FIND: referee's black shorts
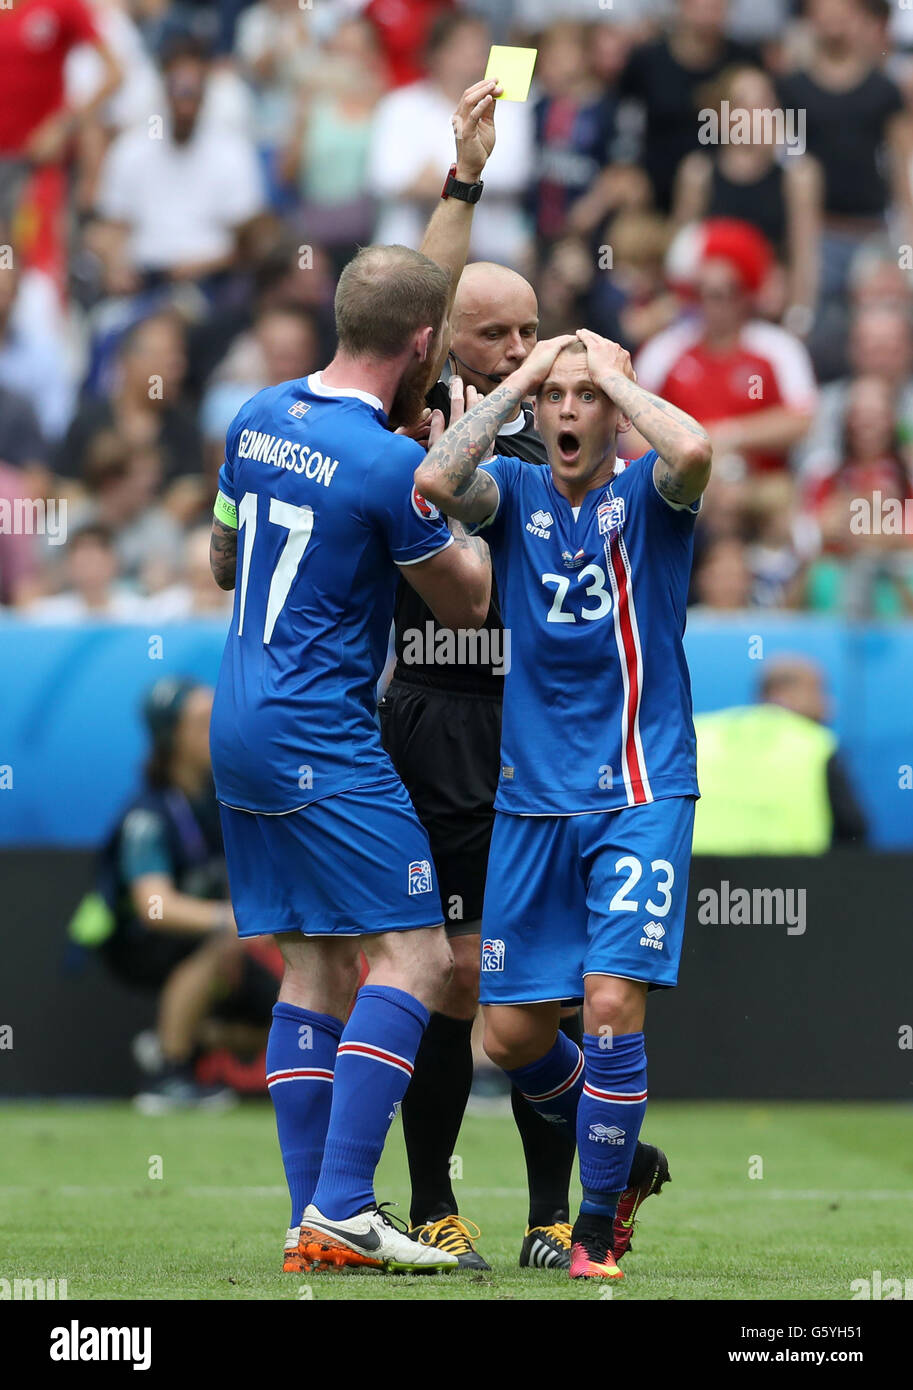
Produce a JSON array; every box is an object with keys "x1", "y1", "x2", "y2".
[{"x1": 379, "y1": 677, "x2": 501, "y2": 935}]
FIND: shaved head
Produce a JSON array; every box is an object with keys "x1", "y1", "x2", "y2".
[
  {"x1": 452, "y1": 261, "x2": 538, "y2": 329},
  {"x1": 448, "y1": 262, "x2": 539, "y2": 396}
]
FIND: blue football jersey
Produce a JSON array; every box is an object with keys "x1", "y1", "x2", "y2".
[
  {"x1": 475, "y1": 450, "x2": 700, "y2": 815},
  {"x1": 209, "y1": 372, "x2": 453, "y2": 813}
]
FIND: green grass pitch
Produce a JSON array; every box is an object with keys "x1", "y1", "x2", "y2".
[{"x1": 1, "y1": 1100, "x2": 910, "y2": 1301}]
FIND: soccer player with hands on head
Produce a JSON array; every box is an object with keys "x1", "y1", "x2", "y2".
[{"x1": 415, "y1": 328, "x2": 711, "y2": 1280}]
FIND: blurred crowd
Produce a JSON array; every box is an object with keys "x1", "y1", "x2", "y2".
[{"x1": 3, "y1": 0, "x2": 913, "y2": 619}]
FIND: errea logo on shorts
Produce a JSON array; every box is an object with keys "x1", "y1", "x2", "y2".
[
  {"x1": 480, "y1": 938, "x2": 505, "y2": 972},
  {"x1": 407, "y1": 860, "x2": 433, "y2": 895},
  {"x1": 526, "y1": 509, "x2": 553, "y2": 539},
  {"x1": 640, "y1": 921, "x2": 665, "y2": 951}
]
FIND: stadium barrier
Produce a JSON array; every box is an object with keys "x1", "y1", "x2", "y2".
[
  {"x1": 1, "y1": 614, "x2": 911, "y2": 848},
  {"x1": 1, "y1": 848, "x2": 908, "y2": 1100}
]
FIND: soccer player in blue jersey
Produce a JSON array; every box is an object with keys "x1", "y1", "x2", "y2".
[
  {"x1": 207, "y1": 242, "x2": 492, "y2": 1274},
  {"x1": 415, "y1": 327, "x2": 712, "y2": 1280}
]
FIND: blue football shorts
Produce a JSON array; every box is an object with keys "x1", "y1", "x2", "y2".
[
  {"x1": 479, "y1": 796, "x2": 696, "y2": 1005},
  {"x1": 219, "y1": 777, "x2": 445, "y2": 938}
]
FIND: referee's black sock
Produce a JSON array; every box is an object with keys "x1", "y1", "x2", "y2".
[
  {"x1": 512, "y1": 1011, "x2": 582, "y2": 1229},
  {"x1": 402, "y1": 1011, "x2": 475, "y2": 1228}
]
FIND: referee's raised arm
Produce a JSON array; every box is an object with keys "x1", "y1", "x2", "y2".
[{"x1": 417, "y1": 78, "x2": 501, "y2": 391}]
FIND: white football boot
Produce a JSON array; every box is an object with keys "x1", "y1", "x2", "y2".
[{"x1": 298, "y1": 1203, "x2": 459, "y2": 1273}]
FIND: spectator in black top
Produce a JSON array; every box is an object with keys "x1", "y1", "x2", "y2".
[
  {"x1": 93, "y1": 677, "x2": 276, "y2": 1111},
  {"x1": 673, "y1": 65, "x2": 823, "y2": 334},
  {"x1": 619, "y1": 0, "x2": 759, "y2": 211},
  {"x1": 778, "y1": 0, "x2": 913, "y2": 312}
]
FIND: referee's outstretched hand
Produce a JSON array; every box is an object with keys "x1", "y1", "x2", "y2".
[
  {"x1": 451, "y1": 79, "x2": 502, "y2": 181},
  {"x1": 395, "y1": 407, "x2": 434, "y2": 448},
  {"x1": 431, "y1": 377, "x2": 493, "y2": 458}
]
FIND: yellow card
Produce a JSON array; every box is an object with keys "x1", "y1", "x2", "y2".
[{"x1": 484, "y1": 45, "x2": 537, "y2": 103}]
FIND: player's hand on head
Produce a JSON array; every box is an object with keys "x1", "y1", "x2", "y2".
[
  {"x1": 451, "y1": 78, "x2": 501, "y2": 180},
  {"x1": 514, "y1": 334, "x2": 577, "y2": 393},
  {"x1": 576, "y1": 328, "x2": 636, "y2": 386},
  {"x1": 395, "y1": 407, "x2": 434, "y2": 448}
]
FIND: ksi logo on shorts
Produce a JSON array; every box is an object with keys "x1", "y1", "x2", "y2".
[
  {"x1": 408, "y1": 859, "x2": 433, "y2": 895},
  {"x1": 481, "y1": 938, "x2": 505, "y2": 972}
]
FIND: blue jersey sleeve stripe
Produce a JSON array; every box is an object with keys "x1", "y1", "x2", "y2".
[{"x1": 395, "y1": 535, "x2": 453, "y2": 566}]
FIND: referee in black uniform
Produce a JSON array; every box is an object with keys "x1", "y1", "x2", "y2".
[{"x1": 386, "y1": 88, "x2": 668, "y2": 1270}]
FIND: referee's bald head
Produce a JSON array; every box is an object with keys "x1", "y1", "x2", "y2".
[
  {"x1": 335, "y1": 245, "x2": 451, "y2": 360},
  {"x1": 452, "y1": 262, "x2": 537, "y2": 330},
  {"x1": 449, "y1": 262, "x2": 539, "y2": 395}
]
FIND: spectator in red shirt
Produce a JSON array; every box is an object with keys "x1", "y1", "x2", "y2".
[
  {"x1": 362, "y1": 0, "x2": 454, "y2": 88},
  {"x1": 636, "y1": 218, "x2": 817, "y2": 475},
  {"x1": 0, "y1": 0, "x2": 120, "y2": 221}
]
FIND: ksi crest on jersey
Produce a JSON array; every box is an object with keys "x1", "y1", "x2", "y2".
[{"x1": 597, "y1": 496, "x2": 625, "y2": 537}]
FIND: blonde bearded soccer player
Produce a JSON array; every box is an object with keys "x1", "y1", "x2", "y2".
[
  {"x1": 208, "y1": 244, "x2": 491, "y2": 1275},
  {"x1": 414, "y1": 330, "x2": 711, "y2": 1280}
]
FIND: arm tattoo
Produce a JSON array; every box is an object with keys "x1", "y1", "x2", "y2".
[
  {"x1": 424, "y1": 381, "x2": 525, "y2": 506},
  {"x1": 655, "y1": 467, "x2": 689, "y2": 503},
  {"x1": 604, "y1": 376, "x2": 710, "y2": 452},
  {"x1": 210, "y1": 518, "x2": 238, "y2": 591},
  {"x1": 602, "y1": 374, "x2": 711, "y2": 503},
  {"x1": 448, "y1": 516, "x2": 492, "y2": 571}
]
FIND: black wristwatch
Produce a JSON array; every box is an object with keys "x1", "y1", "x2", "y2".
[{"x1": 440, "y1": 163, "x2": 484, "y2": 203}]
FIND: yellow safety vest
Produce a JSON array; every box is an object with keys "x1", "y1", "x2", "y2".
[{"x1": 692, "y1": 705, "x2": 836, "y2": 854}]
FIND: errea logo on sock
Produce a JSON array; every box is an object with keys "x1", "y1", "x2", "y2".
[{"x1": 589, "y1": 1124, "x2": 625, "y2": 1145}]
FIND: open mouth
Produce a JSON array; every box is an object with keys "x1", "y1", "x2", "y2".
[{"x1": 557, "y1": 430, "x2": 581, "y2": 464}]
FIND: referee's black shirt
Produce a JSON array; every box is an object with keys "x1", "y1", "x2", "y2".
[{"x1": 391, "y1": 378, "x2": 549, "y2": 696}]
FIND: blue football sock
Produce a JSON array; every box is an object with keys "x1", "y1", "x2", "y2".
[
  {"x1": 577, "y1": 1032, "x2": 648, "y2": 1220},
  {"x1": 266, "y1": 1002, "x2": 343, "y2": 1227},
  {"x1": 311, "y1": 985, "x2": 428, "y2": 1221},
  {"x1": 505, "y1": 1030, "x2": 584, "y2": 1133}
]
